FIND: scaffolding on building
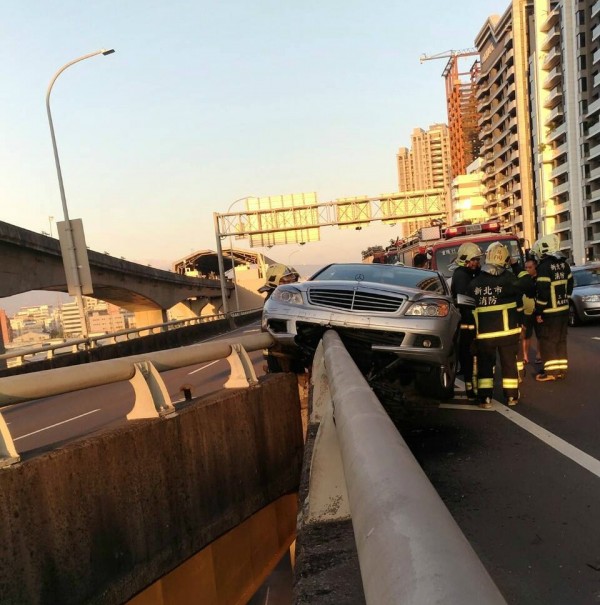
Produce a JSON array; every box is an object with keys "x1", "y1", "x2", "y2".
[{"x1": 420, "y1": 49, "x2": 481, "y2": 180}]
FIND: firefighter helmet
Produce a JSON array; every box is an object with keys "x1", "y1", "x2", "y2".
[
  {"x1": 456, "y1": 242, "x2": 483, "y2": 267},
  {"x1": 485, "y1": 241, "x2": 511, "y2": 267},
  {"x1": 531, "y1": 233, "x2": 560, "y2": 260}
]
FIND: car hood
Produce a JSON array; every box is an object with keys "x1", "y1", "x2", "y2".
[{"x1": 573, "y1": 284, "x2": 600, "y2": 296}]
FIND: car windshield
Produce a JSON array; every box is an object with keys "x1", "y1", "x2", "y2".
[
  {"x1": 309, "y1": 263, "x2": 446, "y2": 293},
  {"x1": 573, "y1": 266, "x2": 600, "y2": 287},
  {"x1": 434, "y1": 239, "x2": 522, "y2": 278}
]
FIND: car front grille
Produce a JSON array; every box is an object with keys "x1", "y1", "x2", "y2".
[{"x1": 307, "y1": 287, "x2": 404, "y2": 313}]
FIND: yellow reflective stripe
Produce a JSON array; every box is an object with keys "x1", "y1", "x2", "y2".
[
  {"x1": 517, "y1": 361, "x2": 524, "y2": 370},
  {"x1": 543, "y1": 305, "x2": 569, "y2": 313},
  {"x1": 537, "y1": 300, "x2": 548, "y2": 306},
  {"x1": 503, "y1": 378, "x2": 519, "y2": 388},
  {"x1": 537, "y1": 276, "x2": 551, "y2": 282},
  {"x1": 475, "y1": 302, "x2": 518, "y2": 313},
  {"x1": 551, "y1": 279, "x2": 568, "y2": 309},
  {"x1": 476, "y1": 327, "x2": 522, "y2": 339},
  {"x1": 478, "y1": 378, "x2": 494, "y2": 388},
  {"x1": 460, "y1": 324, "x2": 475, "y2": 329}
]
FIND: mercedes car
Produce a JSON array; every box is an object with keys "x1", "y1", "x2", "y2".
[
  {"x1": 569, "y1": 263, "x2": 600, "y2": 326},
  {"x1": 262, "y1": 262, "x2": 460, "y2": 400}
]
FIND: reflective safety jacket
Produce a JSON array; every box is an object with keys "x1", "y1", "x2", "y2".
[
  {"x1": 451, "y1": 265, "x2": 479, "y2": 329},
  {"x1": 535, "y1": 255, "x2": 573, "y2": 316},
  {"x1": 466, "y1": 267, "x2": 523, "y2": 340}
]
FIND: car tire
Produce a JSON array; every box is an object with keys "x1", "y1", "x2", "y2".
[
  {"x1": 568, "y1": 302, "x2": 582, "y2": 327},
  {"x1": 415, "y1": 364, "x2": 456, "y2": 401}
]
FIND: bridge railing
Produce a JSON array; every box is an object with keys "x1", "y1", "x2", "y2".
[
  {"x1": 0, "y1": 308, "x2": 262, "y2": 367},
  {"x1": 300, "y1": 329, "x2": 507, "y2": 605},
  {"x1": 0, "y1": 330, "x2": 273, "y2": 467}
]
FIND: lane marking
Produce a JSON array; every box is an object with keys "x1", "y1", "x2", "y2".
[
  {"x1": 188, "y1": 359, "x2": 220, "y2": 375},
  {"x1": 448, "y1": 379, "x2": 600, "y2": 478},
  {"x1": 14, "y1": 409, "x2": 101, "y2": 441}
]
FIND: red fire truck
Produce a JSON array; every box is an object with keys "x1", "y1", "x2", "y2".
[{"x1": 366, "y1": 221, "x2": 527, "y2": 278}]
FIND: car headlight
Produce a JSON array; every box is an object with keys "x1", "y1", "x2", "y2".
[
  {"x1": 271, "y1": 286, "x2": 304, "y2": 305},
  {"x1": 405, "y1": 300, "x2": 450, "y2": 317},
  {"x1": 581, "y1": 294, "x2": 600, "y2": 303}
]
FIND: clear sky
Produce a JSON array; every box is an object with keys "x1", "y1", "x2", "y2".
[{"x1": 1, "y1": 0, "x2": 510, "y2": 278}]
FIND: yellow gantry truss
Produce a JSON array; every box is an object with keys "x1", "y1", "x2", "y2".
[{"x1": 215, "y1": 189, "x2": 448, "y2": 247}]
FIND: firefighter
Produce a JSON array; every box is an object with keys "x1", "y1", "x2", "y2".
[
  {"x1": 531, "y1": 234, "x2": 573, "y2": 381},
  {"x1": 451, "y1": 242, "x2": 483, "y2": 399},
  {"x1": 466, "y1": 242, "x2": 523, "y2": 408}
]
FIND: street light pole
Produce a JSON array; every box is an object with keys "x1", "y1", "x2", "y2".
[{"x1": 46, "y1": 48, "x2": 115, "y2": 339}]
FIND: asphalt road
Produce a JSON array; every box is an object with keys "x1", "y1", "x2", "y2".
[
  {"x1": 398, "y1": 322, "x2": 600, "y2": 605},
  {"x1": 3, "y1": 324, "x2": 266, "y2": 456}
]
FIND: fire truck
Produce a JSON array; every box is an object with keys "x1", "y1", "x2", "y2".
[{"x1": 364, "y1": 221, "x2": 527, "y2": 278}]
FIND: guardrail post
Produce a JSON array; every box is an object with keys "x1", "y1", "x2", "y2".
[
  {"x1": 0, "y1": 412, "x2": 20, "y2": 467},
  {"x1": 127, "y1": 361, "x2": 175, "y2": 420},
  {"x1": 224, "y1": 344, "x2": 258, "y2": 388}
]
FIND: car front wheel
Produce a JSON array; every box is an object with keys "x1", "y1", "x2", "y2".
[
  {"x1": 568, "y1": 302, "x2": 582, "y2": 327},
  {"x1": 415, "y1": 363, "x2": 456, "y2": 400}
]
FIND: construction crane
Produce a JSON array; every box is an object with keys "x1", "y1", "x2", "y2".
[
  {"x1": 420, "y1": 48, "x2": 481, "y2": 181},
  {"x1": 419, "y1": 48, "x2": 478, "y2": 63}
]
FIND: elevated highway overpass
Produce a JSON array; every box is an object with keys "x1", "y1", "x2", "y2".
[{"x1": 0, "y1": 220, "x2": 232, "y2": 328}]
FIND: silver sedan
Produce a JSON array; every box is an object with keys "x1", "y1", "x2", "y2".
[
  {"x1": 569, "y1": 263, "x2": 600, "y2": 326},
  {"x1": 262, "y1": 263, "x2": 460, "y2": 400}
]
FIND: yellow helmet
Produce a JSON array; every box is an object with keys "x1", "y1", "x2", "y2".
[
  {"x1": 456, "y1": 242, "x2": 483, "y2": 267},
  {"x1": 531, "y1": 233, "x2": 560, "y2": 260},
  {"x1": 485, "y1": 241, "x2": 510, "y2": 267}
]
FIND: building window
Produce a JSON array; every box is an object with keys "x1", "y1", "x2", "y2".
[
  {"x1": 576, "y1": 10, "x2": 585, "y2": 25},
  {"x1": 578, "y1": 55, "x2": 587, "y2": 70},
  {"x1": 580, "y1": 77, "x2": 588, "y2": 92},
  {"x1": 578, "y1": 32, "x2": 586, "y2": 48}
]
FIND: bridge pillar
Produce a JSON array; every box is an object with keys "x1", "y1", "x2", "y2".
[
  {"x1": 134, "y1": 309, "x2": 168, "y2": 331},
  {"x1": 169, "y1": 299, "x2": 210, "y2": 320}
]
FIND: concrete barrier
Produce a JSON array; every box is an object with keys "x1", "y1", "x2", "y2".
[
  {"x1": 296, "y1": 330, "x2": 507, "y2": 605},
  {"x1": 0, "y1": 373, "x2": 303, "y2": 605}
]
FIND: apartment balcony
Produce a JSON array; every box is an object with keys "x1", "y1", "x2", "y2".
[
  {"x1": 594, "y1": 73, "x2": 600, "y2": 89},
  {"x1": 547, "y1": 122, "x2": 567, "y2": 143},
  {"x1": 553, "y1": 220, "x2": 572, "y2": 234},
  {"x1": 544, "y1": 104, "x2": 564, "y2": 127},
  {"x1": 544, "y1": 87, "x2": 563, "y2": 109},
  {"x1": 542, "y1": 46, "x2": 561, "y2": 70},
  {"x1": 543, "y1": 66, "x2": 562, "y2": 90},
  {"x1": 550, "y1": 162, "x2": 569, "y2": 180},
  {"x1": 593, "y1": 47, "x2": 600, "y2": 66},
  {"x1": 589, "y1": 165, "x2": 600, "y2": 183},
  {"x1": 587, "y1": 97, "x2": 600, "y2": 118},
  {"x1": 589, "y1": 208, "x2": 600, "y2": 223},
  {"x1": 553, "y1": 141, "x2": 568, "y2": 159},
  {"x1": 550, "y1": 181, "x2": 570, "y2": 197},
  {"x1": 592, "y1": 0, "x2": 600, "y2": 19},
  {"x1": 541, "y1": 7, "x2": 560, "y2": 32},
  {"x1": 593, "y1": 24, "x2": 600, "y2": 42},
  {"x1": 588, "y1": 120, "x2": 600, "y2": 140},
  {"x1": 588, "y1": 139, "x2": 600, "y2": 162},
  {"x1": 541, "y1": 25, "x2": 561, "y2": 51}
]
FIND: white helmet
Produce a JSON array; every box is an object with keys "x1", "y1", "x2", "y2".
[
  {"x1": 456, "y1": 242, "x2": 483, "y2": 267},
  {"x1": 485, "y1": 241, "x2": 510, "y2": 267},
  {"x1": 531, "y1": 233, "x2": 560, "y2": 260}
]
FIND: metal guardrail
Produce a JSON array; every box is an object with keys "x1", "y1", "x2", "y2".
[
  {"x1": 0, "y1": 330, "x2": 273, "y2": 467},
  {"x1": 0, "y1": 309, "x2": 262, "y2": 367},
  {"x1": 305, "y1": 330, "x2": 507, "y2": 605}
]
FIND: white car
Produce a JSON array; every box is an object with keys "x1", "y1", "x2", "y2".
[{"x1": 262, "y1": 263, "x2": 460, "y2": 400}]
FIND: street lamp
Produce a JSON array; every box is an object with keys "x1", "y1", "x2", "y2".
[{"x1": 46, "y1": 49, "x2": 115, "y2": 339}]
